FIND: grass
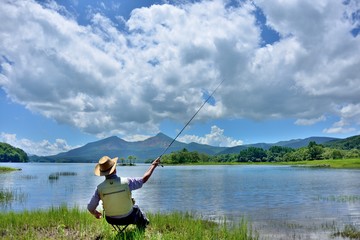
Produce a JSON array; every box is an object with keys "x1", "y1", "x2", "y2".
[
  {"x1": 0, "y1": 166, "x2": 21, "y2": 173},
  {"x1": 179, "y1": 158, "x2": 360, "y2": 169},
  {"x1": 281, "y1": 158, "x2": 360, "y2": 169},
  {"x1": 0, "y1": 206, "x2": 258, "y2": 240}
]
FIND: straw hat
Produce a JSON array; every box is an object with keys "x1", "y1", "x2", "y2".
[{"x1": 94, "y1": 156, "x2": 118, "y2": 176}]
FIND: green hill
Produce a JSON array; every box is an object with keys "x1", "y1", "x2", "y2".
[
  {"x1": 325, "y1": 135, "x2": 360, "y2": 150},
  {"x1": 0, "y1": 142, "x2": 29, "y2": 162}
]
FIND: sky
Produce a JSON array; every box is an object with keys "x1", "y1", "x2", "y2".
[{"x1": 1, "y1": 0, "x2": 360, "y2": 156}]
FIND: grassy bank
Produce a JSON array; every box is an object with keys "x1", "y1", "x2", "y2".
[
  {"x1": 0, "y1": 206, "x2": 258, "y2": 240},
  {"x1": 166, "y1": 158, "x2": 360, "y2": 169},
  {"x1": 277, "y1": 158, "x2": 360, "y2": 169}
]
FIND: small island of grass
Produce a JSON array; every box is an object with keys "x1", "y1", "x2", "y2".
[{"x1": 0, "y1": 166, "x2": 22, "y2": 173}]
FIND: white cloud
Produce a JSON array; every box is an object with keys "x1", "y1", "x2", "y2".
[
  {"x1": 323, "y1": 103, "x2": 360, "y2": 134},
  {"x1": 0, "y1": 0, "x2": 359, "y2": 138},
  {"x1": 123, "y1": 134, "x2": 152, "y2": 142},
  {"x1": 178, "y1": 125, "x2": 243, "y2": 147},
  {"x1": 295, "y1": 115, "x2": 326, "y2": 126},
  {"x1": 0, "y1": 132, "x2": 76, "y2": 156},
  {"x1": 323, "y1": 126, "x2": 356, "y2": 134}
]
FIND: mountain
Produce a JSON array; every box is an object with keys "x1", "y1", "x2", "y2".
[
  {"x1": 274, "y1": 136, "x2": 338, "y2": 148},
  {"x1": 324, "y1": 135, "x2": 360, "y2": 150},
  {"x1": 217, "y1": 137, "x2": 339, "y2": 155},
  {"x1": 40, "y1": 133, "x2": 188, "y2": 162},
  {"x1": 31, "y1": 133, "x2": 355, "y2": 163}
]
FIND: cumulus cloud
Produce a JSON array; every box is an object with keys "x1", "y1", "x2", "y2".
[
  {"x1": 295, "y1": 115, "x2": 326, "y2": 126},
  {"x1": 0, "y1": 0, "x2": 359, "y2": 138},
  {"x1": 178, "y1": 125, "x2": 243, "y2": 147},
  {"x1": 0, "y1": 132, "x2": 76, "y2": 156}
]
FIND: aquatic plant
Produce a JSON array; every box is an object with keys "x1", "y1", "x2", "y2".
[
  {"x1": 48, "y1": 172, "x2": 77, "y2": 180},
  {"x1": 315, "y1": 195, "x2": 360, "y2": 203},
  {"x1": 0, "y1": 189, "x2": 26, "y2": 205},
  {"x1": 48, "y1": 173, "x2": 59, "y2": 180},
  {"x1": 0, "y1": 189, "x2": 13, "y2": 203},
  {"x1": 333, "y1": 224, "x2": 360, "y2": 239},
  {"x1": 21, "y1": 175, "x2": 37, "y2": 180}
]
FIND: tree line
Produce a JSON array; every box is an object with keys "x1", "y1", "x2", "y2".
[
  {"x1": 159, "y1": 141, "x2": 360, "y2": 164},
  {"x1": 0, "y1": 142, "x2": 29, "y2": 162}
]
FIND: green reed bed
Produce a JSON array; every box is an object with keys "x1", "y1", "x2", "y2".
[
  {"x1": 0, "y1": 189, "x2": 26, "y2": 205},
  {"x1": 0, "y1": 189, "x2": 13, "y2": 203},
  {"x1": 0, "y1": 166, "x2": 21, "y2": 173},
  {"x1": 48, "y1": 172, "x2": 77, "y2": 180},
  {"x1": 333, "y1": 225, "x2": 360, "y2": 239},
  {"x1": 0, "y1": 206, "x2": 258, "y2": 240},
  {"x1": 315, "y1": 195, "x2": 360, "y2": 203}
]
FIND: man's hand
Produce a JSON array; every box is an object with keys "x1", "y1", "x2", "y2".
[
  {"x1": 92, "y1": 210, "x2": 102, "y2": 219},
  {"x1": 152, "y1": 157, "x2": 161, "y2": 167}
]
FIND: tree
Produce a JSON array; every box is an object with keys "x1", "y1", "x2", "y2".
[
  {"x1": 308, "y1": 141, "x2": 324, "y2": 160},
  {"x1": 283, "y1": 147, "x2": 310, "y2": 161},
  {"x1": 267, "y1": 146, "x2": 294, "y2": 162},
  {"x1": 238, "y1": 147, "x2": 267, "y2": 162},
  {"x1": 0, "y1": 142, "x2": 28, "y2": 162},
  {"x1": 127, "y1": 155, "x2": 136, "y2": 166}
]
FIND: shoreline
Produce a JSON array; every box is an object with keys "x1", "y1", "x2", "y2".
[
  {"x1": 158, "y1": 158, "x2": 360, "y2": 169},
  {"x1": 2, "y1": 158, "x2": 360, "y2": 169}
]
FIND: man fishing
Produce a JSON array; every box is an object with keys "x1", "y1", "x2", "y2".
[{"x1": 87, "y1": 155, "x2": 161, "y2": 229}]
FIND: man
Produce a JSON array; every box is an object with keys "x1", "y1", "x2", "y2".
[{"x1": 87, "y1": 155, "x2": 160, "y2": 229}]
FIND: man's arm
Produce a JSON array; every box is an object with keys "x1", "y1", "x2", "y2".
[
  {"x1": 87, "y1": 189, "x2": 102, "y2": 219},
  {"x1": 142, "y1": 157, "x2": 160, "y2": 184}
]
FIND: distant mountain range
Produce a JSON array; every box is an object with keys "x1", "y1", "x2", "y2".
[{"x1": 28, "y1": 133, "x2": 353, "y2": 163}]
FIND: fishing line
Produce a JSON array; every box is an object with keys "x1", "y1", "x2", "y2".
[{"x1": 159, "y1": 79, "x2": 224, "y2": 165}]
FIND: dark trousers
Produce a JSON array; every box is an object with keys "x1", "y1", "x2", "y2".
[{"x1": 105, "y1": 205, "x2": 148, "y2": 228}]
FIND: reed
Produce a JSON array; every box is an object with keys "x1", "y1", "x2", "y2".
[
  {"x1": 0, "y1": 189, "x2": 13, "y2": 203},
  {"x1": 0, "y1": 189, "x2": 26, "y2": 205},
  {"x1": 333, "y1": 225, "x2": 360, "y2": 239},
  {"x1": 48, "y1": 172, "x2": 77, "y2": 180},
  {"x1": 315, "y1": 195, "x2": 360, "y2": 203}
]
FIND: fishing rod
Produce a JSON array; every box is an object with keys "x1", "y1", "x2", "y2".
[{"x1": 158, "y1": 79, "x2": 224, "y2": 166}]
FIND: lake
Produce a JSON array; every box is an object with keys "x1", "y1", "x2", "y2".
[{"x1": 1, "y1": 162, "x2": 359, "y2": 239}]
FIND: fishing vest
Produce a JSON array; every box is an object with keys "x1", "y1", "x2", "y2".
[{"x1": 97, "y1": 177, "x2": 133, "y2": 217}]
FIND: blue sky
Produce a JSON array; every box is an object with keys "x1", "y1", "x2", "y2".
[{"x1": 1, "y1": 0, "x2": 360, "y2": 156}]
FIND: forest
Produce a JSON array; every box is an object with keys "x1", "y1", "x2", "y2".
[
  {"x1": 159, "y1": 141, "x2": 360, "y2": 164},
  {"x1": 0, "y1": 142, "x2": 29, "y2": 162}
]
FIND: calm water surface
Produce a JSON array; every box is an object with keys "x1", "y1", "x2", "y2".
[{"x1": 1, "y1": 163, "x2": 359, "y2": 239}]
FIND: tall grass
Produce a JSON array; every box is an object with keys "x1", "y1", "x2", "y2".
[
  {"x1": 146, "y1": 212, "x2": 258, "y2": 240},
  {"x1": 0, "y1": 206, "x2": 258, "y2": 240}
]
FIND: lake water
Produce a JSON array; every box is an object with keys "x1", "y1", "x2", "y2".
[{"x1": 1, "y1": 162, "x2": 359, "y2": 239}]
